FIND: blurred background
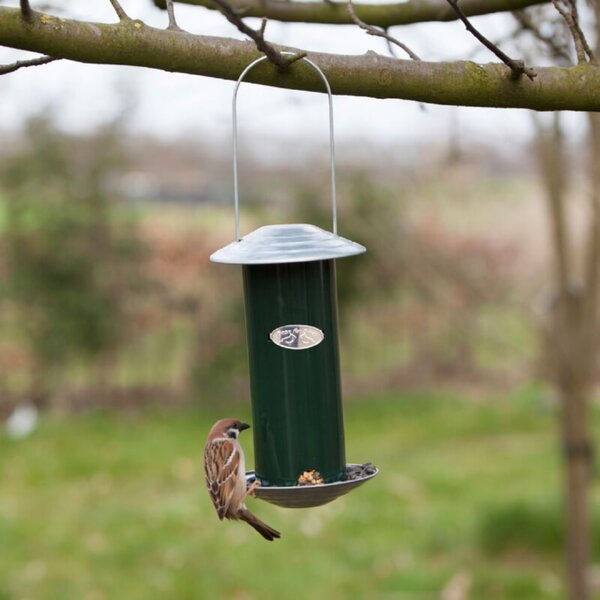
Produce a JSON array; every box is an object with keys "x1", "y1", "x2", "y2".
[{"x1": 1, "y1": 1, "x2": 600, "y2": 599}]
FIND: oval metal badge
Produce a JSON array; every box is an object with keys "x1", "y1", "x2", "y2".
[{"x1": 269, "y1": 325, "x2": 324, "y2": 350}]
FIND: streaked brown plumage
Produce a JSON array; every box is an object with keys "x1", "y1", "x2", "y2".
[{"x1": 204, "y1": 418, "x2": 281, "y2": 541}]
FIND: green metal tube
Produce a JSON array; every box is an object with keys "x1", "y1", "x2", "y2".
[{"x1": 243, "y1": 259, "x2": 346, "y2": 486}]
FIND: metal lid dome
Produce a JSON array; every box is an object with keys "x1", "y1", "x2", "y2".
[{"x1": 210, "y1": 224, "x2": 366, "y2": 265}]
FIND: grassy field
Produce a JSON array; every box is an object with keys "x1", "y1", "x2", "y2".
[{"x1": 1, "y1": 388, "x2": 599, "y2": 600}]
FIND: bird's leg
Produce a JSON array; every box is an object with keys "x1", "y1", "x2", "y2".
[{"x1": 242, "y1": 479, "x2": 261, "y2": 502}]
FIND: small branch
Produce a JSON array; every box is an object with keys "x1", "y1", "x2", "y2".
[
  {"x1": 108, "y1": 0, "x2": 129, "y2": 21},
  {"x1": 209, "y1": 0, "x2": 302, "y2": 70},
  {"x1": 165, "y1": 0, "x2": 183, "y2": 31},
  {"x1": 465, "y1": 27, "x2": 521, "y2": 60},
  {"x1": 259, "y1": 17, "x2": 267, "y2": 37},
  {"x1": 347, "y1": 0, "x2": 420, "y2": 60},
  {"x1": 445, "y1": 0, "x2": 536, "y2": 80},
  {"x1": 20, "y1": 0, "x2": 32, "y2": 21},
  {"x1": 550, "y1": 0, "x2": 594, "y2": 64},
  {"x1": 0, "y1": 54, "x2": 59, "y2": 76}
]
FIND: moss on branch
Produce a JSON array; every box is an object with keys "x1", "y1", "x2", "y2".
[{"x1": 1, "y1": 7, "x2": 600, "y2": 111}]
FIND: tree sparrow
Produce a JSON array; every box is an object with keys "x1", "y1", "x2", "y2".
[{"x1": 204, "y1": 418, "x2": 281, "y2": 541}]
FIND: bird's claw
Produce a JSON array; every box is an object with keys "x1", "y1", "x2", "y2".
[{"x1": 247, "y1": 479, "x2": 261, "y2": 498}]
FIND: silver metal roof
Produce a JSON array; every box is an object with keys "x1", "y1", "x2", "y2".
[{"x1": 210, "y1": 224, "x2": 366, "y2": 265}]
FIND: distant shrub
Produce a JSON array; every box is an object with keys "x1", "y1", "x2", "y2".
[
  {"x1": 0, "y1": 114, "x2": 146, "y2": 404},
  {"x1": 479, "y1": 499, "x2": 600, "y2": 558},
  {"x1": 187, "y1": 266, "x2": 249, "y2": 404},
  {"x1": 479, "y1": 500, "x2": 563, "y2": 555}
]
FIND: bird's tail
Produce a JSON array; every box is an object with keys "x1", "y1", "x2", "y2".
[{"x1": 238, "y1": 509, "x2": 281, "y2": 541}]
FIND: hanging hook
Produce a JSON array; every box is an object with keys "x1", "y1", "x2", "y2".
[{"x1": 232, "y1": 53, "x2": 337, "y2": 241}]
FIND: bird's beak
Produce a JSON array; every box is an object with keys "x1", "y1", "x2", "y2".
[{"x1": 239, "y1": 422, "x2": 251, "y2": 431}]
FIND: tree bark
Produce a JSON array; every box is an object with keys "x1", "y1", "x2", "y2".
[
  {"x1": 550, "y1": 287, "x2": 594, "y2": 600},
  {"x1": 537, "y1": 113, "x2": 595, "y2": 600},
  {"x1": 560, "y1": 374, "x2": 592, "y2": 600}
]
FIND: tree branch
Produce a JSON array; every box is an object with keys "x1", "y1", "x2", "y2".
[
  {"x1": 20, "y1": 0, "x2": 32, "y2": 22},
  {"x1": 108, "y1": 0, "x2": 130, "y2": 21},
  {"x1": 445, "y1": 0, "x2": 536, "y2": 80},
  {"x1": 347, "y1": 0, "x2": 420, "y2": 61},
  {"x1": 209, "y1": 0, "x2": 302, "y2": 69},
  {"x1": 0, "y1": 54, "x2": 59, "y2": 75},
  {"x1": 165, "y1": 0, "x2": 182, "y2": 30},
  {"x1": 550, "y1": 0, "x2": 594, "y2": 64},
  {"x1": 2, "y1": 7, "x2": 600, "y2": 110},
  {"x1": 155, "y1": 0, "x2": 549, "y2": 28}
]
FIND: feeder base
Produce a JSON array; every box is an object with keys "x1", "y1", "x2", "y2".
[{"x1": 245, "y1": 463, "x2": 379, "y2": 509}]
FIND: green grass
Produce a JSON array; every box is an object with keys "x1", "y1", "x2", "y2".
[{"x1": 1, "y1": 389, "x2": 599, "y2": 599}]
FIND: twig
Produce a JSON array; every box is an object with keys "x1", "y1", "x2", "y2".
[
  {"x1": 20, "y1": 0, "x2": 32, "y2": 21},
  {"x1": 466, "y1": 27, "x2": 522, "y2": 60},
  {"x1": 512, "y1": 9, "x2": 572, "y2": 64},
  {"x1": 347, "y1": 0, "x2": 420, "y2": 60},
  {"x1": 445, "y1": 0, "x2": 536, "y2": 80},
  {"x1": 0, "y1": 55, "x2": 59, "y2": 76},
  {"x1": 259, "y1": 17, "x2": 267, "y2": 37},
  {"x1": 210, "y1": 0, "x2": 304, "y2": 70},
  {"x1": 108, "y1": 0, "x2": 129, "y2": 21},
  {"x1": 165, "y1": 0, "x2": 182, "y2": 31},
  {"x1": 550, "y1": 0, "x2": 594, "y2": 64}
]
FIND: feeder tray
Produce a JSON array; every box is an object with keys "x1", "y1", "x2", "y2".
[{"x1": 245, "y1": 464, "x2": 379, "y2": 509}]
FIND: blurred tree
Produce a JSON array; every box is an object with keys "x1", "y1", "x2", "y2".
[
  {"x1": 528, "y1": 5, "x2": 600, "y2": 598},
  {"x1": 0, "y1": 114, "x2": 145, "y2": 406}
]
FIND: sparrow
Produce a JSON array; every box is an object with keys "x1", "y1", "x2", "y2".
[{"x1": 204, "y1": 418, "x2": 281, "y2": 541}]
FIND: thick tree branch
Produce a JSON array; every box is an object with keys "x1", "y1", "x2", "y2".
[
  {"x1": 347, "y1": 0, "x2": 420, "y2": 61},
  {"x1": 2, "y1": 7, "x2": 600, "y2": 111},
  {"x1": 155, "y1": 0, "x2": 548, "y2": 28},
  {"x1": 0, "y1": 54, "x2": 59, "y2": 75},
  {"x1": 446, "y1": 0, "x2": 536, "y2": 80}
]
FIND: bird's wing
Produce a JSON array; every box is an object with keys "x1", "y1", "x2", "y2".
[{"x1": 204, "y1": 438, "x2": 241, "y2": 520}]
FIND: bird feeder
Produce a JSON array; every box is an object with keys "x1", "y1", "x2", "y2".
[{"x1": 210, "y1": 55, "x2": 378, "y2": 508}]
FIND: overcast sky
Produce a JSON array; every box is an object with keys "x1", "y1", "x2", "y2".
[{"x1": 0, "y1": 0, "x2": 590, "y2": 154}]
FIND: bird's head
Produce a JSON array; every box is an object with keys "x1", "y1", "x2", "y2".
[{"x1": 210, "y1": 418, "x2": 251, "y2": 440}]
